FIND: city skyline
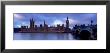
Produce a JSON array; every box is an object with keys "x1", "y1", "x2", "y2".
[{"x1": 14, "y1": 13, "x2": 97, "y2": 29}]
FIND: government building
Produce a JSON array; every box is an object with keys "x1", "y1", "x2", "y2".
[{"x1": 18, "y1": 17, "x2": 71, "y2": 33}]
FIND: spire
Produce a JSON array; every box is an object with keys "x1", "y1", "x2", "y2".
[
  {"x1": 91, "y1": 20, "x2": 93, "y2": 26},
  {"x1": 44, "y1": 20, "x2": 45, "y2": 24},
  {"x1": 44, "y1": 20, "x2": 46, "y2": 26},
  {"x1": 66, "y1": 16, "x2": 69, "y2": 28},
  {"x1": 91, "y1": 20, "x2": 93, "y2": 23},
  {"x1": 30, "y1": 18, "x2": 33, "y2": 22},
  {"x1": 67, "y1": 16, "x2": 68, "y2": 20},
  {"x1": 32, "y1": 18, "x2": 34, "y2": 22}
]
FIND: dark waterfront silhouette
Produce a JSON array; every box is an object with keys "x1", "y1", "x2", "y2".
[{"x1": 14, "y1": 17, "x2": 71, "y2": 33}]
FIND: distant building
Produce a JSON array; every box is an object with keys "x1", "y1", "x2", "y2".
[
  {"x1": 30, "y1": 18, "x2": 35, "y2": 29},
  {"x1": 66, "y1": 17, "x2": 69, "y2": 28},
  {"x1": 65, "y1": 17, "x2": 71, "y2": 32}
]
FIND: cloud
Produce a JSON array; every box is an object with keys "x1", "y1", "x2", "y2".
[
  {"x1": 81, "y1": 14, "x2": 97, "y2": 21},
  {"x1": 21, "y1": 22, "x2": 29, "y2": 26},
  {"x1": 52, "y1": 19, "x2": 63, "y2": 26},
  {"x1": 16, "y1": 25, "x2": 21, "y2": 28},
  {"x1": 69, "y1": 19, "x2": 79, "y2": 25},
  {"x1": 14, "y1": 14, "x2": 23, "y2": 19}
]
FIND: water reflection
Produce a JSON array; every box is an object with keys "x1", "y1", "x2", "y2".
[{"x1": 13, "y1": 33, "x2": 76, "y2": 40}]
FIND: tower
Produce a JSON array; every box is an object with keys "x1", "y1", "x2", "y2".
[
  {"x1": 44, "y1": 20, "x2": 47, "y2": 31},
  {"x1": 91, "y1": 20, "x2": 93, "y2": 26},
  {"x1": 66, "y1": 17, "x2": 69, "y2": 28},
  {"x1": 30, "y1": 18, "x2": 35, "y2": 29},
  {"x1": 44, "y1": 20, "x2": 46, "y2": 27}
]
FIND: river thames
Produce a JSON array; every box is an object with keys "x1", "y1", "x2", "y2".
[{"x1": 13, "y1": 33, "x2": 77, "y2": 40}]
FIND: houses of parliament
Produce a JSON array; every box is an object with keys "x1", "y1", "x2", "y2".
[{"x1": 18, "y1": 17, "x2": 71, "y2": 33}]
